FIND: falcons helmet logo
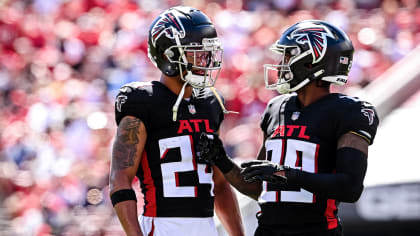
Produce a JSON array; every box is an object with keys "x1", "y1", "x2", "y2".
[
  {"x1": 151, "y1": 12, "x2": 185, "y2": 47},
  {"x1": 289, "y1": 24, "x2": 335, "y2": 63}
]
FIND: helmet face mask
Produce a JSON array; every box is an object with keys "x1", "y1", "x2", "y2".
[
  {"x1": 148, "y1": 6, "x2": 223, "y2": 88},
  {"x1": 167, "y1": 37, "x2": 223, "y2": 88},
  {"x1": 264, "y1": 45, "x2": 299, "y2": 91},
  {"x1": 264, "y1": 20, "x2": 354, "y2": 94}
]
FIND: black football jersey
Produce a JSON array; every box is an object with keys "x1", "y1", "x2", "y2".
[
  {"x1": 114, "y1": 81, "x2": 224, "y2": 217},
  {"x1": 258, "y1": 93, "x2": 379, "y2": 232}
]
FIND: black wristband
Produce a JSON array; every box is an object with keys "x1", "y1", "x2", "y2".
[
  {"x1": 215, "y1": 155, "x2": 234, "y2": 173},
  {"x1": 110, "y1": 189, "x2": 137, "y2": 207}
]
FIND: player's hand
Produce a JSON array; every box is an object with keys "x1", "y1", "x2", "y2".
[
  {"x1": 196, "y1": 132, "x2": 227, "y2": 165},
  {"x1": 240, "y1": 160, "x2": 288, "y2": 184}
]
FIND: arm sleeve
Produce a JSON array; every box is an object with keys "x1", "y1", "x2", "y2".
[
  {"x1": 286, "y1": 147, "x2": 367, "y2": 202},
  {"x1": 114, "y1": 86, "x2": 150, "y2": 126}
]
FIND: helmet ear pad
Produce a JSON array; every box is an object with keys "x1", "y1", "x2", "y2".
[
  {"x1": 288, "y1": 51, "x2": 323, "y2": 87},
  {"x1": 161, "y1": 48, "x2": 182, "y2": 77},
  {"x1": 162, "y1": 61, "x2": 179, "y2": 77}
]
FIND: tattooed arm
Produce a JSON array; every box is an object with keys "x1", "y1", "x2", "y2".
[
  {"x1": 196, "y1": 132, "x2": 264, "y2": 200},
  {"x1": 256, "y1": 135, "x2": 267, "y2": 161},
  {"x1": 213, "y1": 167, "x2": 245, "y2": 236},
  {"x1": 221, "y1": 136, "x2": 267, "y2": 200},
  {"x1": 223, "y1": 165, "x2": 262, "y2": 200},
  {"x1": 109, "y1": 116, "x2": 146, "y2": 236}
]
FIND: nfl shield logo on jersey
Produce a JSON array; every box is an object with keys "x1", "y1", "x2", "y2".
[
  {"x1": 188, "y1": 104, "x2": 197, "y2": 115},
  {"x1": 291, "y1": 111, "x2": 300, "y2": 121}
]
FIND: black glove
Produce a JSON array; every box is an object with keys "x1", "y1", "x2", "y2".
[
  {"x1": 240, "y1": 160, "x2": 288, "y2": 184},
  {"x1": 195, "y1": 133, "x2": 233, "y2": 173}
]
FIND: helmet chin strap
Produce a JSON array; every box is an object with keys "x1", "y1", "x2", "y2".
[
  {"x1": 183, "y1": 71, "x2": 206, "y2": 88},
  {"x1": 172, "y1": 82, "x2": 239, "y2": 121},
  {"x1": 171, "y1": 33, "x2": 192, "y2": 121},
  {"x1": 210, "y1": 87, "x2": 239, "y2": 114},
  {"x1": 276, "y1": 78, "x2": 311, "y2": 94},
  {"x1": 276, "y1": 69, "x2": 324, "y2": 93},
  {"x1": 172, "y1": 81, "x2": 188, "y2": 121},
  {"x1": 276, "y1": 83, "x2": 291, "y2": 94}
]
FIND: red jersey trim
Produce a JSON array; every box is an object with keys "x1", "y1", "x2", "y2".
[
  {"x1": 325, "y1": 199, "x2": 338, "y2": 229},
  {"x1": 189, "y1": 135, "x2": 198, "y2": 197},
  {"x1": 148, "y1": 218, "x2": 155, "y2": 236},
  {"x1": 141, "y1": 151, "x2": 157, "y2": 217},
  {"x1": 312, "y1": 144, "x2": 320, "y2": 203}
]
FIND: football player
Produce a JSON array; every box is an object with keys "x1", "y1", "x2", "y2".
[
  {"x1": 196, "y1": 20, "x2": 379, "y2": 236},
  {"x1": 109, "y1": 6, "x2": 244, "y2": 236}
]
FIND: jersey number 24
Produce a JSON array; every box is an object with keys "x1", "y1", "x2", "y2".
[{"x1": 159, "y1": 135, "x2": 214, "y2": 198}]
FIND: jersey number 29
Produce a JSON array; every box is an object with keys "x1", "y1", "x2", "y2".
[{"x1": 260, "y1": 139, "x2": 319, "y2": 203}]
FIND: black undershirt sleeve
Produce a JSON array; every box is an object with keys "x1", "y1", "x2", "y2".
[{"x1": 286, "y1": 147, "x2": 367, "y2": 203}]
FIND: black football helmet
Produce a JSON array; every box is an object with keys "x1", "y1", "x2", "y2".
[
  {"x1": 147, "y1": 6, "x2": 223, "y2": 88},
  {"x1": 264, "y1": 20, "x2": 354, "y2": 94}
]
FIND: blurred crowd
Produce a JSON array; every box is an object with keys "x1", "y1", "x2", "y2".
[{"x1": 0, "y1": 0, "x2": 419, "y2": 235}]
